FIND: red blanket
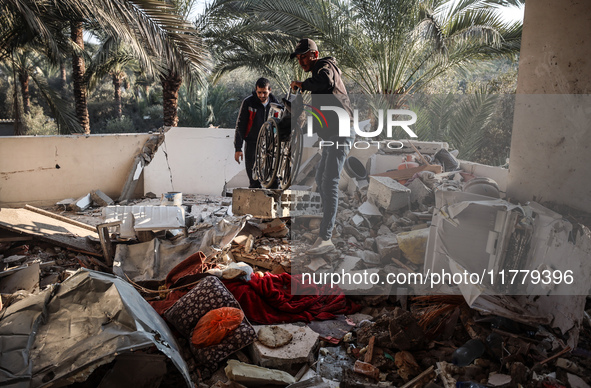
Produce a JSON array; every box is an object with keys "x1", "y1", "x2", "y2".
[
  {"x1": 150, "y1": 252, "x2": 360, "y2": 324},
  {"x1": 222, "y1": 273, "x2": 360, "y2": 324}
]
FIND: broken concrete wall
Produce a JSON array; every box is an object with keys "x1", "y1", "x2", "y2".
[
  {"x1": 507, "y1": 0, "x2": 591, "y2": 212},
  {"x1": 144, "y1": 127, "x2": 243, "y2": 197},
  {"x1": 0, "y1": 133, "x2": 151, "y2": 207}
]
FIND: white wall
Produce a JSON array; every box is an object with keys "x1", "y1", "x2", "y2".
[
  {"x1": 144, "y1": 127, "x2": 243, "y2": 197},
  {"x1": 0, "y1": 133, "x2": 151, "y2": 207}
]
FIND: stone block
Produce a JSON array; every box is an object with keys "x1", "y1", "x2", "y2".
[
  {"x1": 225, "y1": 360, "x2": 295, "y2": 386},
  {"x1": 90, "y1": 189, "x2": 114, "y2": 207},
  {"x1": 70, "y1": 193, "x2": 92, "y2": 212},
  {"x1": 367, "y1": 176, "x2": 410, "y2": 212},
  {"x1": 375, "y1": 235, "x2": 399, "y2": 258},
  {"x1": 407, "y1": 178, "x2": 433, "y2": 204},
  {"x1": 249, "y1": 324, "x2": 319, "y2": 373}
]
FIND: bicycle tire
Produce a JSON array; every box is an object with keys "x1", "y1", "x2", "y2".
[
  {"x1": 255, "y1": 119, "x2": 280, "y2": 189},
  {"x1": 278, "y1": 124, "x2": 304, "y2": 190}
]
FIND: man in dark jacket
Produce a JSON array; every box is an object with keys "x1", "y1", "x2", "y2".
[
  {"x1": 234, "y1": 78, "x2": 279, "y2": 188},
  {"x1": 291, "y1": 38, "x2": 354, "y2": 255}
]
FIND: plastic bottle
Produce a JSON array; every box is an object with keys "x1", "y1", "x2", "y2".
[
  {"x1": 452, "y1": 338, "x2": 485, "y2": 367},
  {"x1": 456, "y1": 382, "x2": 487, "y2": 388}
]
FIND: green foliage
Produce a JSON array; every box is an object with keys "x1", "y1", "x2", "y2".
[
  {"x1": 178, "y1": 83, "x2": 238, "y2": 128},
  {"x1": 104, "y1": 115, "x2": 134, "y2": 133},
  {"x1": 21, "y1": 105, "x2": 58, "y2": 135}
]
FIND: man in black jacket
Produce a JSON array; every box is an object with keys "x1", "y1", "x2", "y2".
[
  {"x1": 234, "y1": 78, "x2": 279, "y2": 188},
  {"x1": 291, "y1": 39, "x2": 354, "y2": 255}
]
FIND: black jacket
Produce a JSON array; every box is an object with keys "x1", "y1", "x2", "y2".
[
  {"x1": 234, "y1": 92, "x2": 279, "y2": 152},
  {"x1": 301, "y1": 57, "x2": 352, "y2": 140}
]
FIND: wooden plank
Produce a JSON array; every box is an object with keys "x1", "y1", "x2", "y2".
[
  {"x1": 371, "y1": 165, "x2": 442, "y2": 181},
  {"x1": 0, "y1": 208, "x2": 101, "y2": 256},
  {"x1": 24, "y1": 205, "x2": 97, "y2": 232}
]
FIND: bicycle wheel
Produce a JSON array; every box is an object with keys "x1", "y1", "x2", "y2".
[
  {"x1": 255, "y1": 119, "x2": 280, "y2": 189},
  {"x1": 278, "y1": 124, "x2": 304, "y2": 190}
]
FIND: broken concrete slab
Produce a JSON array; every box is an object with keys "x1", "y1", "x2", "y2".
[
  {"x1": 250, "y1": 324, "x2": 319, "y2": 373},
  {"x1": 90, "y1": 189, "x2": 114, "y2": 207},
  {"x1": 225, "y1": 360, "x2": 296, "y2": 386},
  {"x1": 70, "y1": 193, "x2": 92, "y2": 212},
  {"x1": 368, "y1": 176, "x2": 410, "y2": 212}
]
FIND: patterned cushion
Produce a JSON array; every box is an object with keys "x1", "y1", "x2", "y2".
[
  {"x1": 164, "y1": 276, "x2": 241, "y2": 338},
  {"x1": 191, "y1": 321, "x2": 256, "y2": 367}
]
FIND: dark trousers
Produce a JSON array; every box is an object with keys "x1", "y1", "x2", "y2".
[
  {"x1": 315, "y1": 136, "x2": 352, "y2": 240},
  {"x1": 244, "y1": 141, "x2": 261, "y2": 188}
]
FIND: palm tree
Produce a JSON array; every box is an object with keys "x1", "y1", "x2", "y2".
[
  {"x1": 161, "y1": 0, "x2": 204, "y2": 127},
  {"x1": 201, "y1": 0, "x2": 521, "y2": 97},
  {"x1": 1, "y1": 0, "x2": 208, "y2": 133},
  {"x1": 85, "y1": 36, "x2": 138, "y2": 118}
]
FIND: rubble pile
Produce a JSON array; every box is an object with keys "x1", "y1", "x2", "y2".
[{"x1": 2, "y1": 142, "x2": 591, "y2": 387}]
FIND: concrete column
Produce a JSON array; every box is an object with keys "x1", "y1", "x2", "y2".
[{"x1": 507, "y1": 0, "x2": 591, "y2": 212}]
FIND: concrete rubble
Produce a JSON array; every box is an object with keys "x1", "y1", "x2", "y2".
[{"x1": 1, "y1": 140, "x2": 591, "y2": 388}]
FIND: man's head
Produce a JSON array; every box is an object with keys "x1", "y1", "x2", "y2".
[
  {"x1": 255, "y1": 77, "x2": 271, "y2": 104},
  {"x1": 291, "y1": 38, "x2": 319, "y2": 72}
]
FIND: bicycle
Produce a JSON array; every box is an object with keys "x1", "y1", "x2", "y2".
[{"x1": 252, "y1": 87, "x2": 304, "y2": 190}]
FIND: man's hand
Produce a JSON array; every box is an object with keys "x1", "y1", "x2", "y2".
[
  {"x1": 235, "y1": 151, "x2": 243, "y2": 164},
  {"x1": 290, "y1": 81, "x2": 303, "y2": 91}
]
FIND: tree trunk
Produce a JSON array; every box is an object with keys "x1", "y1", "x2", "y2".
[
  {"x1": 60, "y1": 60, "x2": 67, "y2": 91},
  {"x1": 71, "y1": 21, "x2": 90, "y2": 134},
  {"x1": 113, "y1": 73, "x2": 122, "y2": 118},
  {"x1": 161, "y1": 71, "x2": 182, "y2": 127},
  {"x1": 18, "y1": 70, "x2": 30, "y2": 115},
  {"x1": 11, "y1": 62, "x2": 24, "y2": 136}
]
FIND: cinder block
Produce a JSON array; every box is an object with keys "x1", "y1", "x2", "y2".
[
  {"x1": 367, "y1": 176, "x2": 410, "y2": 212},
  {"x1": 232, "y1": 189, "x2": 277, "y2": 218},
  {"x1": 232, "y1": 189, "x2": 322, "y2": 218},
  {"x1": 249, "y1": 324, "x2": 319, "y2": 373}
]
